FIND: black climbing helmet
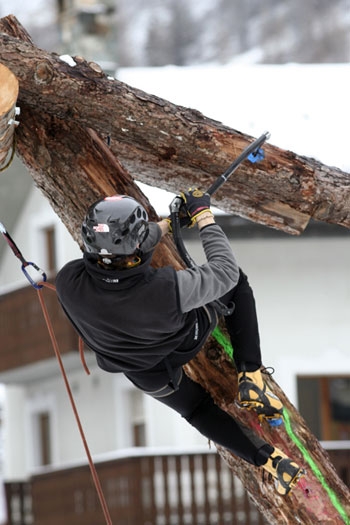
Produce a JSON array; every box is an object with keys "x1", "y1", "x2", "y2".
[{"x1": 82, "y1": 195, "x2": 149, "y2": 256}]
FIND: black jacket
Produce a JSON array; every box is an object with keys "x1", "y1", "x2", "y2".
[{"x1": 55, "y1": 223, "x2": 239, "y2": 375}]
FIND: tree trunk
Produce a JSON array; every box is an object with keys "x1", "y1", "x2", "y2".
[{"x1": 0, "y1": 15, "x2": 349, "y2": 525}]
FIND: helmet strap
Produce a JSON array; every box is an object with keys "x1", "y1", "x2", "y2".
[
  {"x1": 97, "y1": 254, "x2": 142, "y2": 270},
  {"x1": 126, "y1": 256, "x2": 141, "y2": 268}
]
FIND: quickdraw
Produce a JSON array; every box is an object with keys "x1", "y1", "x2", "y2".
[{"x1": 0, "y1": 221, "x2": 47, "y2": 289}]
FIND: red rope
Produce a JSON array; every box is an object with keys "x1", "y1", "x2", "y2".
[
  {"x1": 37, "y1": 282, "x2": 90, "y2": 375},
  {"x1": 37, "y1": 282, "x2": 112, "y2": 525},
  {"x1": 79, "y1": 336, "x2": 91, "y2": 376}
]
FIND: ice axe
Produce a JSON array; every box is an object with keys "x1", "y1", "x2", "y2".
[{"x1": 169, "y1": 131, "x2": 270, "y2": 268}]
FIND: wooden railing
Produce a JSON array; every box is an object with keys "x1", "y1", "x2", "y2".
[
  {"x1": 4, "y1": 481, "x2": 32, "y2": 525},
  {"x1": 5, "y1": 449, "x2": 268, "y2": 525},
  {"x1": 4, "y1": 444, "x2": 350, "y2": 525}
]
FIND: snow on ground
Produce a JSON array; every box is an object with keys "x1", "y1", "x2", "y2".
[{"x1": 118, "y1": 63, "x2": 350, "y2": 214}]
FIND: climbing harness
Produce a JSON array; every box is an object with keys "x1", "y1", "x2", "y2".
[{"x1": 0, "y1": 222, "x2": 113, "y2": 525}]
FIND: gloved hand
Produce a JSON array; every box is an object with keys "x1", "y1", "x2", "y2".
[
  {"x1": 164, "y1": 203, "x2": 192, "y2": 232},
  {"x1": 180, "y1": 188, "x2": 211, "y2": 226}
]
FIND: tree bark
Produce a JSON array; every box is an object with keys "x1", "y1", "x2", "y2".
[{"x1": 0, "y1": 15, "x2": 349, "y2": 525}]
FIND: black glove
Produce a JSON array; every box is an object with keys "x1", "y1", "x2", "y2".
[
  {"x1": 165, "y1": 203, "x2": 191, "y2": 232},
  {"x1": 180, "y1": 188, "x2": 211, "y2": 225}
]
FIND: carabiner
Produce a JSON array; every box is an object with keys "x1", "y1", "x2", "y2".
[{"x1": 21, "y1": 261, "x2": 47, "y2": 289}]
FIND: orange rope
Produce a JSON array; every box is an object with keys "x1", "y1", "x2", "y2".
[
  {"x1": 79, "y1": 336, "x2": 91, "y2": 376},
  {"x1": 37, "y1": 282, "x2": 112, "y2": 525},
  {"x1": 40, "y1": 282, "x2": 90, "y2": 375}
]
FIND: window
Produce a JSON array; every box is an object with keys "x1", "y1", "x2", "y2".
[
  {"x1": 133, "y1": 422, "x2": 146, "y2": 448},
  {"x1": 36, "y1": 411, "x2": 52, "y2": 466},
  {"x1": 130, "y1": 390, "x2": 146, "y2": 447},
  {"x1": 43, "y1": 226, "x2": 57, "y2": 274},
  {"x1": 297, "y1": 376, "x2": 350, "y2": 440}
]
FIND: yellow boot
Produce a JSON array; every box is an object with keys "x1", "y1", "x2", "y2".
[
  {"x1": 237, "y1": 368, "x2": 283, "y2": 424},
  {"x1": 262, "y1": 447, "x2": 305, "y2": 495}
]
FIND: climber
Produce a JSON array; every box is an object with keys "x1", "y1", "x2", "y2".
[{"x1": 55, "y1": 190, "x2": 304, "y2": 495}]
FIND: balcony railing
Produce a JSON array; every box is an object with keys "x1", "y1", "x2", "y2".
[
  {"x1": 0, "y1": 282, "x2": 77, "y2": 372},
  {"x1": 5, "y1": 444, "x2": 350, "y2": 525},
  {"x1": 5, "y1": 449, "x2": 269, "y2": 525},
  {"x1": 4, "y1": 444, "x2": 350, "y2": 525}
]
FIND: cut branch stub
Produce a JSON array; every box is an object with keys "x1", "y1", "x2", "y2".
[{"x1": 0, "y1": 63, "x2": 19, "y2": 169}]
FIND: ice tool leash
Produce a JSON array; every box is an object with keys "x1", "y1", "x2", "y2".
[{"x1": 0, "y1": 222, "x2": 113, "y2": 525}]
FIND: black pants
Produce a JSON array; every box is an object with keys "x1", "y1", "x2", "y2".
[
  {"x1": 141, "y1": 372, "x2": 272, "y2": 466},
  {"x1": 126, "y1": 269, "x2": 272, "y2": 466},
  {"x1": 220, "y1": 269, "x2": 262, "y2": 373}
]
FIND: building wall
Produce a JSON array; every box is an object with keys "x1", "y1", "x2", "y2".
[
  {"x1": 186, "y1": 232, "x2": 350, "y2": 403},
  {"x1": 0, "y1": 183, "x2": 81, "y2": 293}
]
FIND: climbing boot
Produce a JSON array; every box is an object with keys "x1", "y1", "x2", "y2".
[
  {"x1": 237, "y1": 368, "x2": 284, "y2": 425},
  {"x1": 262, "y1": 447, "x2": 305, "y2": 495}
]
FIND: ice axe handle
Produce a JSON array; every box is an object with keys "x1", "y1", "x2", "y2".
[{"x1": 206, "y1": 131, "x2": 270, "y2": 196}]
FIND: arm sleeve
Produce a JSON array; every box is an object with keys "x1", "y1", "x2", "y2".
[{"x1": 176, "y1": 224, "x2": 239, "y2": 313}]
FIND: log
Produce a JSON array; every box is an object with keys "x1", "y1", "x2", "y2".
[
  {"x1": 0, "y1": 62, "x2": 18, "y2": 169},
  {"x1": 0, "y1": 17, "x2": 350, "y2": 235},
  {"x1": 0, "y1": 15, "x2": 349, "y2": 525}
]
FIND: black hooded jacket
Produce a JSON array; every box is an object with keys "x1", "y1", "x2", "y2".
[{"x1": 55, "y1": 223, "x2": 239, "y2": 376}]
